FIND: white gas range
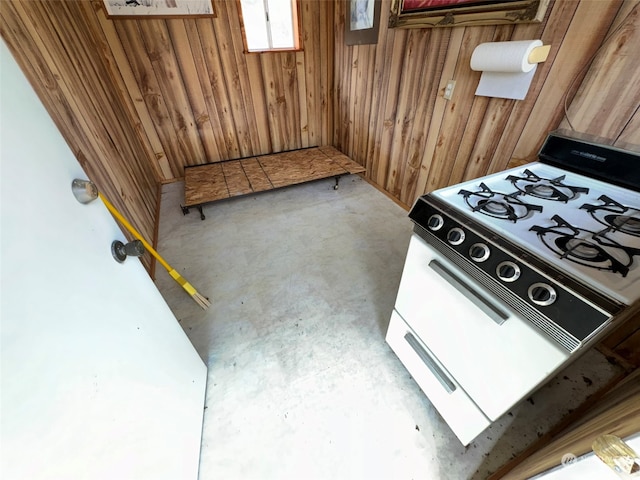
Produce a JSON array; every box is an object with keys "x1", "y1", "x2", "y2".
[{"x1": 386, "y1": 131, "x2": 640, "y2": 445}]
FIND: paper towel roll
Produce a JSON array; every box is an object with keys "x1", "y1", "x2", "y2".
[
  {"x1": 470, "y1": 40, "x2": 543, "y2": 100},
  {"x1": 471, "y1": 40, "x2": 543, "y2": 73}
]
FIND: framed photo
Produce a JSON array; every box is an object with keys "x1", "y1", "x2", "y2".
[
  {"x1": 345, "y1": 0, "x2": 382, "y2": 45},
  {"x1": 103, "y1": 0, "x2": 216, "y2": 19},
  {"x1": 389, "y1": 0, "x2": 549, "y2": 29}
]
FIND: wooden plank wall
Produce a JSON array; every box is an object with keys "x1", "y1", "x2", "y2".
[
  {"x1": 1, "y1": 0, "x2": 335, "y2": 182},
  {"x1": 559, "y1": 0, "x2": 640, "y2": 149},
  {"x1": 0, "y1": 0, "x2": 160, "y2": 270},
  {"x1": 105, "y1": 0, "x2": 333, "y2": 178},
  {"x1": 104, "y1": 0, "x2": 333, "y2": 178},
  {"x1": 333, "y1": 0, "x2": 630, "y2": 208},
  {"x1": 0, "y1": 0, "x2": 335, "y2": 273}
]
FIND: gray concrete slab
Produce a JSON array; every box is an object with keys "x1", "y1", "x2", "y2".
[{"x1": 155, "y1": 176, "x2": 622, "y2": 480}]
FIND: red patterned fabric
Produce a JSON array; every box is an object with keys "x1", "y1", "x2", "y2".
[{"x1": 402, "y1": 0, "x2": 495, "y2": 12}]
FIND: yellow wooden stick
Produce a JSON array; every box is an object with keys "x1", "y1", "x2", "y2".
[{"x1": 98, "y1": 192, "x2": 211, "y2": 310}]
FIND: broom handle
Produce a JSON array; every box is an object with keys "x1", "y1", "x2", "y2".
[{"x1": 98, "y1": 192, "x2": 172, "y2": 272}]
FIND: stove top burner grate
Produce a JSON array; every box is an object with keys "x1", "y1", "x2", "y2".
[
  {"x1": 580, "y1": 195, "x2": 640, "y2": 237},
  {"x1": 530, "y1": 215, "x2": 640, "y2": 277},
  {"x1": 458, "y1": 183, "x2": 542, "y2": 222},
  {"x1": 507, "y1": 169, "x2": 589, "y2": 202}
]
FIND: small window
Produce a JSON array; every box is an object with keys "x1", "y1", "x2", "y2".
[{"x1": 238, "y1": 0, "x2": 300, "y2": 52}]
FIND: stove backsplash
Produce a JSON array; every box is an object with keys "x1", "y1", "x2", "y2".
[{"x1": 539, "y1": 130, "x2": 640, "y2": 192}]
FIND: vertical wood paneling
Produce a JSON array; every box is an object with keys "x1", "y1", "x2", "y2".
[
  {"x1": 211, "y1": 0, "x2": 252, "y2": 157},
  {"x1": 320, "y1": 0, "x2": 334, "y2": 145},
  {"x1": 1, "y1": 0, "x2": 159, "y2": 271},
  {"x1": 296, "y1": 50, "x2": 310, "y2": 148},
  {"x1": 400, "y1": 28, "x2": 448, "y2": 203},
  {"x1": 299, "y1": 0, "x2": 316, "y2": 147},
  {"x1": 139, "y1": 19, "x2": 207, "y2": 165},
  {"x1": 357, "y1": 45, "x2": 376, "y2": 168},
  {"x1": 2, "y1": 0, "x2": 333, "y2": 181},
  {"x1": 347, "y1": 45, "x2": 359, "y2": 156},
  {"x1": 92, "y1": 2, "x2": 173, "y2": 180},
  {"x1": 616, "y1": 107, "x2": 640, "y2": 149},
  {"x1": 423, "y1": 25, "x2": 497, "y2": 196},
  {"x1": 559, "y1": 0, "x2": 640, "y2": 146},
  {"x1": 223, "y1": 0, "x2": 270, "y2": 154},
  {"x1": 284, "y1": 52, "x2": 302, "y2": 149},
  {"x1": 114, "y1": 19, "x2": 186, "y2": 178},
  {"x1": 385, "y1": 29, "x2": 428, "y2": 197},
  {"x1": 511, "y1": 0, "x2": 622, "y2": 164},
  {"x1": 168, "y1": 19, "x2": 222, "y2": 163},
  {"x1": 261, "y1": 53, "x2": 285, "y2": 151},
  {"x1": 1, "y1": 0, "x2": 334, "y2": 276},
  {"x1": 195, "y1": 17, "x2": 243, "y2": 160},
  {"x1": 484, "y1": 1, "x2": 571, "y2": 173},
  {"x1": 413, "y1": 26, "x2": 463, "y2": 199},
  {"x1": 244, "y1": 52, "x2": 272, "y2": 153},
  {"x1": 334, "y1": 0, "x2": 630, "y2": 207},
  {"x1": 371, "y1": 30, "x2": 408, "y2": 188}
]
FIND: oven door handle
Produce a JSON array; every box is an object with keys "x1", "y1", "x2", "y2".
[
  {"x1": 404, "y1": 332, "x2": 456, "y2": 394},
  {"x1": 429, "y1": 259, "x2": 509, "y2": 326}
]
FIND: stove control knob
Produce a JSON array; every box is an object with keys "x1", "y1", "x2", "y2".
[
  {"x1": 469, "y1": 243, "x2": 490, "y2": 262},
  {"x1": 427, "y1": 214, "x2": 444, "y2": 231},
  {"x1": 447, "y1": 228, "x2": 465, "y2": 245},
  {"x1": 528, "y1": 283, "x2": 557, "y2": 306},
  {"x1": 496, "y1": 261, "x2": 521, "y2": 282}
]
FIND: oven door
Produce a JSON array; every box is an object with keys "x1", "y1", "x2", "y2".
[{"x1": 386, "y1": 234, "x2": 570, "y2": 443}]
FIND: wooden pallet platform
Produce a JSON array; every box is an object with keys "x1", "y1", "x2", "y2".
[{"x1": 183, "y1": 146, "x2": 365, "y2": 213}]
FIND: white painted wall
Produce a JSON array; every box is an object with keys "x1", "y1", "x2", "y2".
[{"x1": 0, "y1": 41, "x2": 207, "y2": 480}]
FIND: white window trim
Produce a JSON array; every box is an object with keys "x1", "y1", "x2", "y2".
[{"x1": 238, "y1": 0, "x2": 301, "y2": 53}]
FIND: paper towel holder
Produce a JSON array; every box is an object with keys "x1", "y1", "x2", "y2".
[
  {"x1": 528, "y1": 45, "x2": 551, "y2": 64},
  {"x1": 470, "y1": 40, "x2": 549, "y2": 101}
]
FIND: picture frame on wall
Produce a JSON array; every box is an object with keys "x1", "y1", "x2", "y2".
[
  {"x1": 388, "y1": 0, "x2": 549, "y2": 29},
  {"x1": 345, "y1": 0, "x2": 382, "y2": 45},
  {"x1": 102, "y1": 0, "x2": 216, "y2": 18}
]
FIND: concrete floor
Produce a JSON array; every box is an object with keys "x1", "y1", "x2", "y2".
[{"x1": 154, "y1": 176, "x2": 623, "y2": 480}]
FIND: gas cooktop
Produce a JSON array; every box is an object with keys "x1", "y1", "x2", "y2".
[{"x1": 430, "y1": 134, "x2": 640, "y2": 306}]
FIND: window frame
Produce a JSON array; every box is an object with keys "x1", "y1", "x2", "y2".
[{"x1": 236, "y1": 0, "x2": 303, "y2": 54}]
